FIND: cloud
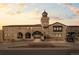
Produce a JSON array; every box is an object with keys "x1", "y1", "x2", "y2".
[
  {"x1": 0, "y1": 7, "x2": 42, "y2": 29},
  {"x1": 50, "y1": 16, "x2": 79, "y2": 26},
  {"x1": 0, "y1": 3, "x2": 79, "y2": 29},
  {"x1": 0, "y1": 3, "x2": 31, "y2": 15},
  {"x1": 6, "y1": 4, "x2": 27, "y2": 15},
  {"x1": 0, "y1": 4, "x2": 7, "y2": 8},
  {"x1": 27, "y1": 8, "x2": 41, "y2": 18},
  {"x1": 64, "y1": 3, "x2": 79, "y2": 16},
  {"x1": 50, "y1": 16, "x2": 62, "y2": 20}
]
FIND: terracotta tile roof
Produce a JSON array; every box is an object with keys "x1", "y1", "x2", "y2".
[
  {"x1": 68, "y1": 26, "x2": 79, "y2": 27},
  {"x1": 3, "y1": 24, "x2": 41, "y2": 27},
  {"x1": 49, "y1": 22, "x2": 67, "y2": 26},
  {"x1": 3, "y1": 22, "x2": 79, "y2": 28}
]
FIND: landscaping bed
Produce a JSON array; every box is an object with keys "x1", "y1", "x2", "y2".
[{"x1": 8, "y1": 42, "x2": 69, "y2": 48}]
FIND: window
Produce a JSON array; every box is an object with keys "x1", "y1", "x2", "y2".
[
  {"x1": 32, "y1": 31, "x2": 43, "y2": 39},
  {"x1": 32, "y1": 31, "x2": 43, "y2": 36},
  {"x1": 54, "y1": 33, "x2": 62, "y2": 37},
  {"x1": 58, "y1": 34, "x2": 62, "y2": 37},
  {"x1": 53, "y1": 26, "x2": 63, "y2": 32}
]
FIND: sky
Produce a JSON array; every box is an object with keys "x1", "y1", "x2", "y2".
[{"x1": 0, "y1": 3, "x2": 79, "y2": 29}]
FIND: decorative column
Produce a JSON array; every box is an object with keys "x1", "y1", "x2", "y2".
[
  {"x1": 41, "y1": 36, "x2": 44, "y2": 41},
  {"x1": 31, "y1": 35, "x2": 34, "y2": 41}
]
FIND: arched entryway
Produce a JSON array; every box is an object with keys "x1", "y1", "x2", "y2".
[
  {"x1": 17, "y1": 32, "x2": 23, "y2": 39},
  {"x1": 25, "y1": 32, "x2": 31, "y2": 39},
  {"x1": 32, "y1": 31, "x2": 44, "y2": 41}
]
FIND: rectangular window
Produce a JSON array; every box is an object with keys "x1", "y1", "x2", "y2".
[
  {"x1": 54, "y1": 33, "x2": 62, "y2": 37},
  {"x1": 53, "y1": 26, "x2": 63, "y2": 32}
]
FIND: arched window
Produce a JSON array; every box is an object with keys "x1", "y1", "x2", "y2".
[
  {"x1": 32, "y1": 31, "x2": 43, "y2": 39},
  {"x1": 17, "y1": 32, "x2": 23, "y2": 39},
  {"x1": 32, "y1": 31, "x2": 43, "y2": 36},
  {"x1": 25, "y1": 32, "x2": 31, "y2": 38}
]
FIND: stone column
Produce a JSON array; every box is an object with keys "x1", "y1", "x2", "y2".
[
  {"x1": 23, "y1": 33, "x2": 25, "y2": 40},
  {"x1": 41, "y1": 36, "x2": 44, "y2": 41},
  {"x1": 31, "y1": 36, "x2": 34, "y2": 41}
]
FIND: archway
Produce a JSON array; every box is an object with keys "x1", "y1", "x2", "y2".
[
  {"x1": 25, "y1": 32, "x2": 31, "y2": 39},
  {"x1": 32, "y1": 31, "x2": 44, "y2": 41},
  {"x1": 17, "y1": 32, "x2": 23, "y2": 39}
]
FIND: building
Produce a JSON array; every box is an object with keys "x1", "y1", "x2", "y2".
[{"x1": 0, "y1": 11, "x2": 79, "y2": 43}]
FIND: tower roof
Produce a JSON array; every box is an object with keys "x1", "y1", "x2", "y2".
[
  {"x1": 42, "y1": 10, "x2": 48, "y2": 17},
  {"x1": 42, "y1": 10, "x2": 48, "y2": 15}
]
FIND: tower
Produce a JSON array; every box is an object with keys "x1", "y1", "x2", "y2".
[
  {"x1": 41, "y1": 10, "x2": 49, "y2": 28},
  {"x1": 41, "y1": 10, "x2": 49, "y2": 39}
]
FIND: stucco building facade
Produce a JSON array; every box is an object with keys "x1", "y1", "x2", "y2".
[{"x1": 0, "y1": 11, "x2": 79, "y2": 43}]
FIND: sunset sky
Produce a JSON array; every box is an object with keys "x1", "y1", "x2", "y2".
[{"x1": 0, "y1": 3, "x2": 79, "y2": 29}]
